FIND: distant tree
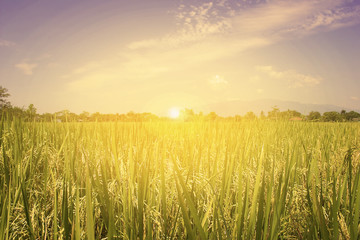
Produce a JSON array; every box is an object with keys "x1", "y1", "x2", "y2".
[
  {"x1": 340, "y1": 110, "x2": 347, "y2": 121},
  {"x1": 193, "y1": 111, "x2": 204, "y2": 121},
  {"x1": 26, "y1": 104, "x2": 37, "y2": 121},
  {"x1": 268, "y1": 106, "x2": 280, "y2": 120},
  {"x1": 206, "y1": 112, "x2": 218, "y2": 121},
  {"x1": 308, "y1": 111, "x2": 321, "y2": 121},
  {"x1": 0, "y1": 86, "x2": 11, "y2": 109},
  {"x1": 289, "y1": 110, "x2": 302, "y2": 118},
  {"x1": 180, "y1": 108, "x2": 195, "y2": 121},
  {"x1": 125, "y1": 111, "x2": 136, "y2": 121},
  {"x1": 79, "y1": 111, "x2": 90, "y2": 121},
  {"x1": 55, "y1": 110, "x2": 71, "y2": 122},
  {"x1": 118, "y1": 113, "x2": 127, "y2": 121},
  {"x1": 138, "y1": 112, "x2": 155, "y2": 121},
  {"x1": 234, "y1": 115, "x2": 242, "y2": 121},
  {"x1": 41, "y1": 113, "x2": 55, "y2": 121},
  {"x1": 244, "y1": 111, "x2": 257, "y2": 120},
  {"x1": 260, "y1": 111, "x2": 266, "y2": 120},
  {"x1": 9, "y1": 106, "x2": 26, "y2": 119},
  {"x1": 279, "y1": 109, "x2": 302, "y2": 120},
  {"x1": 68, "y1": 112, "x2": 79, "y2": 121},
  {"x1": 322, "y1": 111, "x2": 342, "y2": 122},
  {"x1": 91, "y1": 112, "x2": 102, "y2": 121},
  {"x1": 345, "y1": 111, "x2": 360, "y2": 121}
]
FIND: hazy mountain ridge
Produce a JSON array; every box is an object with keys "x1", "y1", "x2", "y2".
[{"x1": 206, "y1": 99, "x2": 360, "y2": 116}]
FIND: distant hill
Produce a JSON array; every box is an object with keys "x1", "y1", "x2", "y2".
[{"x1": 204, "y1": 99, "x2": 360, "y2": 116}]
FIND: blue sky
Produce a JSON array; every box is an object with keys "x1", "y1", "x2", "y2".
[{"x1": 1, "y1": 0, "x2": 360, "y2": 115}]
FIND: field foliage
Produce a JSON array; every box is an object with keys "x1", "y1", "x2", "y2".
[{"x1": 1, "y1": 118, "x2": 360, "y2": 239}]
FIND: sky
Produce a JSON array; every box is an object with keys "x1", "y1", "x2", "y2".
[{"x1": 0, "y1": 0, "x2": 360, "y2": 115}]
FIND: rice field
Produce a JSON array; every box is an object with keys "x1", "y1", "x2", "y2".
[{"x1": 1, "y1": 118, "x2": 360, "y2": 239}]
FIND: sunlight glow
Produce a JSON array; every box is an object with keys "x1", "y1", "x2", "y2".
[{"x1": 169, "y1": 107, "x2": 180, "y2": 119}]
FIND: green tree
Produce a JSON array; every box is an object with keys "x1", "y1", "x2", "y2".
[
  {"x1": 244, "y1": 111, "x2": 257, "y2": 120},
  {"x1": 26, "y1": 104, "x2": 37, "y2": 121},
  {"x1": 41, "y1": 113, "x2": 55, "y2": 121},
  {"x1": 55, "y1": 110, "x2": 72, "y2": 122},
  {"x1": 345, "y1": 111, "x2": 360, "y2": 121},
  {"x1": 125, "y1": 111, "x2": 136, "y2": 121},
  {"x1": 279, "y1": 110, "x2": 302, "y2": 120},
  {"x1": 9, "y1": 106, "x2": 26, "y2": 119},
  {"x1": 340, "y1": 110, "x2": 347, "y2": 121},
  {"x1": 260, "y1": 111, "x2": 266, "y2": 120},
  {"x1": 79, "y1": 111, "x2": 90, "y2": 121},
  {"x1": 206, "y1": 112, "x2": 218, "y2": 121},
  {"x1": 180, "y1": 108, "x2": 195, "y2": 121},
  {"x1": 0, "y1": 86, "x2": 11, "y2": 109},
  {"x1": 308, "y1": 111, "x2": 321, "y2": 121},
  {"x1": 234, "y1": 115, "x2": 242, "y2": 121},
  {"x1": 322, "y1": 111, "x2": 342, "y2": 122},
  {"x1": 268, "y1": 106, "x2": 280, "y2": 120}
]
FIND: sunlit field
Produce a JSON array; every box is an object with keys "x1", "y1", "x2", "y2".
[{"x1": 1, "y1": 119, "x2": 360, "y2": 239}]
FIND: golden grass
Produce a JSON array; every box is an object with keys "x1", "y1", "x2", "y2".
[{"x1": 1, "y1": 119, "x2": 360, "y2": 239}]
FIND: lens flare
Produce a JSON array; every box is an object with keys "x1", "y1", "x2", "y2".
[{"x1": 169, "y1": 107, "x2": 180, "y2": 119}]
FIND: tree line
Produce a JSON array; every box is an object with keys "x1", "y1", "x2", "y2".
[{"x1": 1, "y1": 86, "x2": 359, "y2": 122}]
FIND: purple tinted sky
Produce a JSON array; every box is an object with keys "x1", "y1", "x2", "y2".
[{"x1": 1, "y1": 0, "x2": 360, "y2": 114}]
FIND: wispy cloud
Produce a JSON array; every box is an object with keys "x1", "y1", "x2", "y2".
[
  {"x1": 257, "y1": 65, "x2": 322, "y2": 88},
  {"x1": 64, "y1": 61, "x2": 116, "y2": 91},
  {"x1": 351, "y1": 96, "x2": 359, "y2": 101},
  {"x1": 68, "y1": 0, "x2": 359, "y2": 94},
  {"x1": 128, "y1": 1, "x2": 232, "y2": 50},
  {"x1": 67, "y1": 74, "x2": 111, "y2": 91},
  {"x1": 209, "y1": 75, "x2": 228, "y2": 90},
  {"x1": 231, "y1": 0, "x2": 360, "y2": 40},
  {"x1": 15, "y1": 62, "x2": 38, "y2": 75},
  {"x1": 257, "y1": 88, "x2": 264, "y2": 94},
  {"x1": 0, "y1": 39, "x2": 15, "y2": 47},
  {"x1": 123, "y1": 0, "x2": 360, "y2": 77},
  {"x1": 72, "y1": 61, "x2": 103, "y2": 75},
  {"x1": 280, "y1": 2, "x2": 360, "y2": 36}
]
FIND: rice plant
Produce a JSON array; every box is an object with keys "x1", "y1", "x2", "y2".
[{"x1": 0, "y1": 117, "x2": 359, "y2": 239}]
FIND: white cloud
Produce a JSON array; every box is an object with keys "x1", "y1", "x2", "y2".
[
  {"x1": 67, "y1": 0, "x2": 359, "y2": 94},
  {"x1": 257, "y1": 65, "x2": 322, "y2": 88},
  {"x1": 257, "y1": 88, "x2": 264, "y2": 94},
  {"x1": 351, "y1": 96, "x2": 359, "y2": 101},
  {"x1": 72, "y1": 61, "x2": 103, "y2": 74},
  {"x1": 67, "y1": 74, "x2": 109, "y2": 91},
  {"x1": 15, "y1": 62, "x2": 38, "y2": 75},
  {"x1": 231, "y1": 0, "x2": 360, "y2": 39},
  {"x1": 209, "y1": 75, "x2": 228, "y2": 89},
  {"x1": 126, "y1": 0, "x2": 360, "y2": 65},
  {"x1": 125, "y1": 36, "x2": 268, "y2": 80},
  {"x1": 127, "y1": 39, "x2": 159, "y2": 50},
  {"x1": 282, "y1": 3, "x2": 360, "y2": 36},
  {"x1": 0, "y1": 39, "x2": 15, "y2": 47},
  {"x1": 128, "y1": 1, "x2": 232, "y2": 50}
]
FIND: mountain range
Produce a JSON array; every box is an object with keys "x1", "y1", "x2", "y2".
[{"x1": 204, "y1": 99, "x2": 360, "y2": 116}]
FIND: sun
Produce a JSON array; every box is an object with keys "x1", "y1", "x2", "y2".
[{"x1": 169, "y1": 107, "x2": 180, "y2": 119}]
